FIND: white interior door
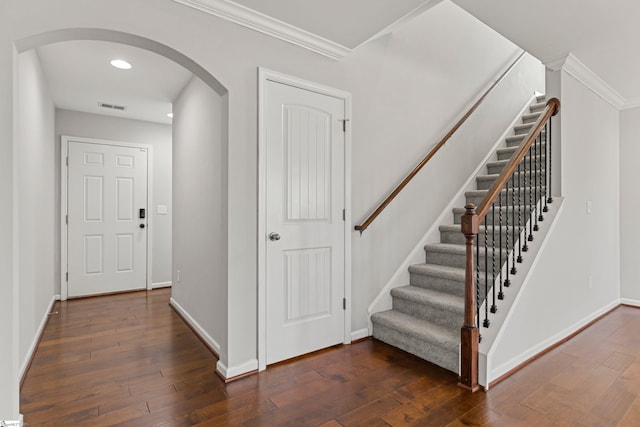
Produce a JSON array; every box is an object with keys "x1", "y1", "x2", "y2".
[
  {"x1": 67, "y1": 140, "x2": 148, "y2": 297},
  {"x1": 265, "y1": 80, "x2": 346, "y2": 364}
]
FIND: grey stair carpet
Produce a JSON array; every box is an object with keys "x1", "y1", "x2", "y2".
[{"x1": 372, "y1": 95, "x2": 548, "y2": 374}]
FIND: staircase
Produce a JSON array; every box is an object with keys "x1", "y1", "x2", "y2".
[{"x1": 371, "y1": 95, "x2": 548, "y2": 374}]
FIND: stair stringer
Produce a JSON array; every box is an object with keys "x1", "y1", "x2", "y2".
[
  {"x1": 477, "y1": 197, "x2": 565, "y2": 388},
  {"x1": 366, "y1": 94, "x2": 539, "y2": 334}
]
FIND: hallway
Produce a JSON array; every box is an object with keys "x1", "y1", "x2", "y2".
[{"x1": 20, "y1": 289, "x2": 640, "y2": 426}]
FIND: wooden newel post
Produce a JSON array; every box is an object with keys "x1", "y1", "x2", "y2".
[{"x1": 459, "y1": 204, "x2": 480, "y2": 392}]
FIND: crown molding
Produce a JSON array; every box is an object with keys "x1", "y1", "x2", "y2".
[
  {"x1": 545, "y1": 53, "x2": 625, "y2": 109},
  {"x1": 543, "y1": 54, "x2": 568, "y2": 72},
  {"x1": 622, "y1": 97, "x2": 640, "y2": 110},
  {"x1": 171, "y1": 0, "x2": 351, "y2": 60}
]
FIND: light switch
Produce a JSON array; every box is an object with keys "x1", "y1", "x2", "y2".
[
  {"x1": 157, "y1": 205, "x2": 168, "y2": 215},
  {"x1": 586, "y1": 201, "x2": 592, "y2": 214}
]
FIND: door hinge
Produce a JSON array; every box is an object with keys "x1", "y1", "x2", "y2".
[
  {"x1": 342, "y1": 209, "x2": 345, "y2": 221},
  {"x1": 343, "y1": 298, "x2": 346, "y2": 310},
  {"x1": 66, "y1": 156, "x2": 69, "y2": 166},
  {"x1": 340, "y1": 119, "x2": 349, "y2": 132},
  {"x1": 65, "y1": 272, "x2": 68, "y2": 282},
  {"x1": 65, "y1": 214, "x2": 68, "y2": 225}
]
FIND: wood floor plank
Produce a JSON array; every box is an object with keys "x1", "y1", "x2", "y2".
[{"x1": 20, "y1": 291, "x2": 640, "y2": 426}]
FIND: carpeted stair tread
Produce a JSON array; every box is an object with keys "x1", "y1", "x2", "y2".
[
  {"x1": 408, "y1": 263, "x2": 465, "y2": 282},
  {"x1": 476, "y1": 169, "x2": 545, "y2": 186},
  {"x1": 506, "y1": 134, "x2": 526, "y2": 145},
  {"x1": 496, "y1": 146, "x2": 518, "y2": 158},
  {"x1": 391, "y1": 285, "x2": 464, "y2": 316},
  {"x1": 522, "y1": 112, "x2": 541, "y2": 123},
  {"x1": 371, "y1": 310, "x2": 459, "y2": 353},
  {"x1": 464, "y1": 187, "x2": 547, "y2": 203},
  {"x1": 486, "y1": 154, "x2": 545, "y2": 171},
  {"x1": 439, "y1": 223, "x2": 517, "y2": 234},
  {"x1": 452, "y1": 205, "x2": 532, "y2": 224},
  {"x1": 514, "y1": 123, "x2": 535, "y2": 135},
  {"x1": 530, "y1": 101, "x2": 546, "y2": 112},
  {"x1": 425, "y1": 242, "x2": 507, "y2": 259},
  {"x1": 424, "y1": 242, "x2": 466, "y2": 255},
  {"x1": 466, "y1": 186, "x2": 546, "y2": 196}
]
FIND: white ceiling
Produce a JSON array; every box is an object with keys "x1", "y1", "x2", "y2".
[
  {"x1": 452, "y1": 0, "x2": 640, "y2": 106},
  {"x1": 37, "y1": 40, "x2": 193, "y2": 125},
  {"x1": 231, "y1": 0, "x2": 433, "y2": 49}
]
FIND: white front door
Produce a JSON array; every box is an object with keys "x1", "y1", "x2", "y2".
[
  {"x1": 265, "y1": 80, "x2": 346, "y2": 364},
  {"x1": 67, "y1": 140, "x2": 148, "y2": 297}
]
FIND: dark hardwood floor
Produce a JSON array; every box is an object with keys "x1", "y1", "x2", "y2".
[{"x1": 21, "y1": 289, "x2": 640, "y2": 426}]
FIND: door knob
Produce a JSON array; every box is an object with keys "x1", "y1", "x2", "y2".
[
  {"x1": 269, "y1": 232, "x2": 280, "y2": 241},
  {"x1": 139, "y1": 224, "x2": 146, "y2": 229}
]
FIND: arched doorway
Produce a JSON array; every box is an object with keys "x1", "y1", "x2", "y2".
[{"x1": 12, "y1": 27, "x2": 232, "y2": 415}]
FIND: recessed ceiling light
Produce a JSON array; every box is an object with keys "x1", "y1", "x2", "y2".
[
  {"x1": 167, "y1": 113, "x2": 174, "y2": 118},
  {"x1": 110, "y1": 59, "x2": 132, "y2": 70}
]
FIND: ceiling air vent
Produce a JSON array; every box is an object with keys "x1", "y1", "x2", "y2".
[{"x1": 98, "y1": 102, "x2": 127, "y2": 111}]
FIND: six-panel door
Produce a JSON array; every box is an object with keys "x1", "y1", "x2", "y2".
[{"x1": 67, "y1": 141, "x2": 148, "y2": 297}]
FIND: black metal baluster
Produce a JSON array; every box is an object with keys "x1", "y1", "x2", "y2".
[
  {"x1": 483, "y1": 215, "x2": 490, "y2": 328},
  {"x1": 476, "y1": 232, "x2": 480, "y2": 333},
  {"x1": 512, "y1": 171, "x2": 518, "y2": 272},
  {"x1": 517, "y1": 159, "x2": 524, "y2": 261},
  {"x1": 528, "y1": 143, "x2": 534, "y2": 242},
  {"x1": 505, "y1": 176, "x2": 511, "y2": 286},
  {"x1": 539, "y1": 130, "x2": 545, "y2": 221},
  {"x1": 522, "y1": 151, "x2": 529, "y2": 252},
  {"x1": 543, "y1": 122, "x2": 549, "y2": 213},
  {"x1": 499, "y1": 190, "x2": 505, "y2": 297},
  {"x1": 491, "y1": 204, "x2": 497, "y2": 313},
  {"x1": 548, "y1": 118, "x2": 553, "y2": 204},
  {"x1": 533, "y1": 134, "x2": 540, "y2": 232}
]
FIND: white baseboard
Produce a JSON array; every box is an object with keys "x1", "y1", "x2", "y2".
[
  {"x1": 152, "y1": 281, "x2": 172, "y2": 289},
  {"x1": 54, "y1": 294, "x2": 61, "y2": 301},
  {"x1": 487, "y1": 299, "x2": 620, "y2": 386},
  {"x1": 350, "y1": 328, "x2": 369, "y2": 342},
  {"x1": 169, "y1": 297, "x2": 221, "y2": 356},
  {"x1": 1, "y1": 416, "x2": 22, "y2": 427},
  {"x1": 620, "y1": 298, "x2": 640, "y2": 307},
  {"x1": 216, "y1": 358, "x2": 258, "y2": 380},
  {"x1": 19, "y1": 295, "x2": 56, "y2": 381}
]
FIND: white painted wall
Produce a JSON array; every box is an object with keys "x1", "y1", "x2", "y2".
[
  {"x1": 0, "y1": 0, "x2": 548, "y2": 407},
  {"x1": 17, "y1": 49, "x2": 56, "y2": 387},
  {"x1": 171, "y1": 76, "x2": 228, "y2": 366},
  {"x1": 0, "y1": 37, "x2": 19, "y2": 419},
  {"x1": 487, "y1": 72, "x2": 621, "y2": 382},
  {"x1": 620, "y1": 108, "x2": 640, "y2": 303},
  {"x1": 55, "y1": 109, "x2": 173, "y2": 289}
]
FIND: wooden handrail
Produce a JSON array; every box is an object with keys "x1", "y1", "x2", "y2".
[
  {"x1": 354, "y1": 51, "x2": 527, "y2": 233},
  {"x1": 475, "y1": 98, "x2": 560, "y2": 221}
]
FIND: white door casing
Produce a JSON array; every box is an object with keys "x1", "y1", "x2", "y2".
[
  {"x1": 61, "y1": 136, "x2": 153, "y2": 299},
  {"x1": 258, "y1": 69, "x2": 352, "y2": 368}
]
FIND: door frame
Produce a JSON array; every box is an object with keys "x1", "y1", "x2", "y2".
[
  {"x1": 257, "y1": 68, "x2": 352, "y2": 371},
  {"x1": 60, "y1": 135, "x2": 154, "y2": 301}
]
